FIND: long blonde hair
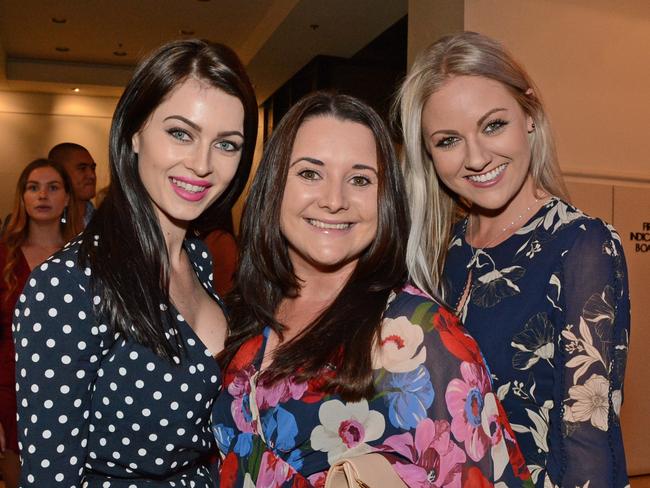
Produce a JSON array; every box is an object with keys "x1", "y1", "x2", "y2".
[
  {"x1": 394, "y1": 31, "x2": 569, "y2": 297},
  {"x1": 2, "y1": 159, "x2": 78, "y2": 300}
]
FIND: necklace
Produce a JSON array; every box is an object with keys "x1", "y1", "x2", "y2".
[{"x1": 467, "y1": 198, "x2": 541, "y2": 250}]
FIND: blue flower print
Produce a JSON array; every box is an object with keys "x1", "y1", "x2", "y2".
[
  {"x1": 378, "y1": 364, "x2": 434, "y2": 430},
  {"x1": 262, "y1": 405, "x2": 303, "y2": 471},
  {"x1": 213, "y1": 423, "x2": 235, "y2": 453}
]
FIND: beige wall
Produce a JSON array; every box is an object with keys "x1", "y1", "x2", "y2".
[
  {"x1": 0, "y1": 90, "x2": 116, "y2": 217},
  {"x1": 464, "y1": 0, "x2": 650, "y2": 181}
]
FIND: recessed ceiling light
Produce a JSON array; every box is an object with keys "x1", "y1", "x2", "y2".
[
  {"x1": 55, "y1": 46, "x2": 70, "y2": 52},
  {"x1": 72, "y1": 88, "x2": 80, "y2": 92},
  {"x1": 51, "y1": 17, "x2": 67, "y2": 24},
  {"x1": 113, "y1": 50, "x2": 127, "y2": 57},
  {"x1": 180, "y1": 29, "x2": 195, "y2": 36}
]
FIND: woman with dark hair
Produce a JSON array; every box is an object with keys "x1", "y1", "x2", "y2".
[
  {"x1": 396, "y1": 32, "x2": 629, "y2": 486},
  {"x1": 212, "y1": 92, "x2": 531, "y2": 487},
  {"x1": 1, "y1": 159, "x2": 76, "y2": 488},
  {"x1": 13, "y1": 39, "x2": 257, "y2": 487}
]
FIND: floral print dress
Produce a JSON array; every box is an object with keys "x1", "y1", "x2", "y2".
[
  {"x1": 212, "y1": 285, "x2": 532, "y2": 487},
  {"x1": 443, "y1": 198, "x2": 630, "y2": 487}
]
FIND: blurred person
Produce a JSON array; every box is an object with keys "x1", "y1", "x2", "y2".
[
  {"x1": 1, "y1": 158, "x2": 76, "y2": 488},
  {"x1": 13, "y1": 39, "x2": 257, "y2": 487},
  {"x1": 48, "y1": 142, "x2": 97, "y2": 226}
]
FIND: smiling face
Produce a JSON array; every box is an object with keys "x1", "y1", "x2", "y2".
[
  {"x1": 132, "y1": 77, "x2": 245, "y2": 235},
  {"x1": 23, "y1": 166, "x2": 70, "y2": 224},
  {"x1": 280, "y1": 116, "x2": 379, "y2": 274},
  {"x1": 422, "y1": 75, "x2": 536, "y2": 212}
]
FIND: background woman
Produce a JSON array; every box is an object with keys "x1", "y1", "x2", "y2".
[
  {"x1": 396, "y1": 31, "x2": 629, "y2": 487},
  {"x1": 0, "y1": 159, "x2": 76, "y2": 488},
  {"x1": 212, "y1": 92, "x2": 531, "y2": 487},
  {"x1": 13, "y1": 39, "x2": 257, "y2": 486}
]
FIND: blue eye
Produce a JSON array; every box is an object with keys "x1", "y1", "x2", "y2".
[
  {"x1": 435, "y1": 136, "x2": 460, "y2": 149},
  {"x1": 484, "y1": 119, "x2": 508, "y2": 134},
  {"x1": 168, "y1": 128, "x2": 191, "y2": 141},
  {"x1": 215, "y1": 140, "x2": 241, "y2": 152}
]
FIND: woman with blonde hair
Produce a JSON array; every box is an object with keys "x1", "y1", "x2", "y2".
[
  {"x1": 0, "y1": 158, "x2": 77, "y2": 488},
  {"x1": 395, "y1": 31, "x2": 629, "y2": 487}
]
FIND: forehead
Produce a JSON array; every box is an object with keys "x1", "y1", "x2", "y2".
[
  {"x1": 423, "y1": 75, "x2": 521, "y2": 125},
  {"x1": 291, "y1": 116, "x2": 377, "y2": 166},
  {"x1": 28, "y1": 166, "x2": 63, "y2": 181},
  {"x1": 62, "y1": 149, "x2": 93, "y2": 166},
  {"x1": 148, "y1": 77, "x2": 244, "y2": 129}
]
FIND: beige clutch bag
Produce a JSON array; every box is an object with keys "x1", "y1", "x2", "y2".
[{"x1": 324, "y1": 453, "x2": 407, "y2": 488}]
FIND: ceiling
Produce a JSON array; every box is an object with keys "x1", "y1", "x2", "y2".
[{"x1": 0, "y1": 0, "x2": 408, "y2": 102}]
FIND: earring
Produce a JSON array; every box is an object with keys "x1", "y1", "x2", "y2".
[{"x1": 528, "y1": 122, "x2": 536, "y2": 134}]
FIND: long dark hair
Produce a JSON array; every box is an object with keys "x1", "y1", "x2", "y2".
[
  {"x1": 80, "y1": 39, "x2": 257, "y2": 360},
  {"x1": 3, "y1": 159, "x2": 78, "y2": 301},
  {"x1": 223, "y1": 92, "x2": 408, "y2": 400}
]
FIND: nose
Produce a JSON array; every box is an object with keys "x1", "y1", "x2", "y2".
[
  {"x1": 318, "y1": 179, "x2": 348, "y2": 213},
  {"x1": 464, "y1": 135, "x2": 492, "y2": 172},
  {"x1": 186, "y1": 143, "x2": 213, "y2": 177},
  {"x1": 38, "y1": 188, "x2": 48, "y2": 199}
]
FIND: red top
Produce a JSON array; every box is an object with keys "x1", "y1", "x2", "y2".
[
  {"x1": 0, "y1": 242, "x2": 30, "y2": 452},
  {"x1": 202, "y1": 229, "x2": 238, "y2": 297}
]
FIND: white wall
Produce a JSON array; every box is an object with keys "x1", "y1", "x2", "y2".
[{"x1": 0, "y1": 90, "x2": 117, "y2": 217}]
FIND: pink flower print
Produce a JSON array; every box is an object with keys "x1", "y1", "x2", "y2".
[
  {"x1": 445, "y1": 361, "x2": 491, "y2": 462},
  {"x1": 257, "y1": 450, "x2": 295, "y2": 488},
  {"x1": 256, "y1": 375, "x2": 308, "y2": 410},
  {"x1": 307, "y1": 471, "x2": 327, "y2": 488},
  {"x1": 381, "y1": 418, "x2": 466, "y2": 487},
  {"x1": 228, "y1": 364, "x2": 257, "y2": 434}
]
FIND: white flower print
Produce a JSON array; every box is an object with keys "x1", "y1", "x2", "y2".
[
  {"x1": 310, "y1": 399, "x2": 385, "y2": 465},
  {"x1": 562, "y1": 318, "x2": 606, "y2": 384},
  {"x1": 565, "y1": 374, "x2": 609, "y2": 431},
  {"x1": 372, "y1": 316, "x2": 426, "y2": 373}
]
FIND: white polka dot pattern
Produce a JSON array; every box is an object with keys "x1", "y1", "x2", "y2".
[{"x1": 13, "y1": 237, "x2": 222, "y2": 486}]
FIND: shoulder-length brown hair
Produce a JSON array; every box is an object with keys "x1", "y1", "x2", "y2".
[
  {"x1": 3, "y1": 158, "x2": 78, "y2": 300},
  {"x1": 223, "y1": 91, "x2": 409, "y2": 400}
]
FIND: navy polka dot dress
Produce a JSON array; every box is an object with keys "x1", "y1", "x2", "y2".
[{"x1": 13, "y1": 235, "x2": 222, "y2": 487}]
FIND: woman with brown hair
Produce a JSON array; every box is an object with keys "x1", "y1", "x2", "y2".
[
  {"x1": 212, "y1": 91, "x2": 532, "y2": 487},
  {"x1": 0, "y1": 158, "x2": 76, "y2": 488}
]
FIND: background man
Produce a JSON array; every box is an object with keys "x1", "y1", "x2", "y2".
[{"x1": 48, "y1": 143, "x2": 97, "y2": 226}]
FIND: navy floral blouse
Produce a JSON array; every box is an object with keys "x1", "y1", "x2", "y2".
[
  {"x1": 13, "y1": 236, "x2": 222, "y2": 487},
  {"x1": 443, "y1": 198, "x2": 630, "y2": 487},
  {"x1": 212, "y1": 285, "x2": 533, "y2": 487}
]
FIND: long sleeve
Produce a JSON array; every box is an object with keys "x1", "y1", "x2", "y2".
[
  {"x1": 13, "y1": 253, "x2": 112, "y2": 486},
  {"x1": 552, "y1": 221, "x2": 630, "y2": 487}
]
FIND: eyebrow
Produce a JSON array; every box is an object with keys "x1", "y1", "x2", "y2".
[
  {"x1": 290, "y1": 157, "x2": 378, "y2": 175},
  {"x1": 429, "y1": 107, "x2": 508, "y2": 137},
  {"x1": 163, "y1": 115, "x2": 244, "y2": 138},
  {"x1": 27, "y1": 180, "x2": 62, "y2": 185}
]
